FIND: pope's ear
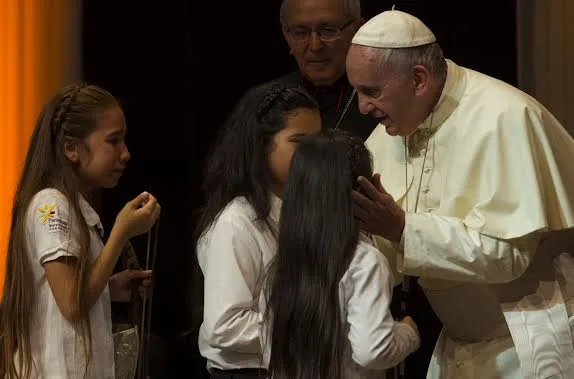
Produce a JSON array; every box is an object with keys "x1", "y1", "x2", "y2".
[{"x1": 412, "y1": 65, "x2": 432, "y2": 97}]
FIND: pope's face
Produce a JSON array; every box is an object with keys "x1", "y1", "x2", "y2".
[{"x1": 346, "y1": 44, "x2": 432, "y2": 137}]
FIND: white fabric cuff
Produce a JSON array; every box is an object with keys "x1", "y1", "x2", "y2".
[
  {"x1": 400, "y1": 212, "x2": 428, "y2": 276},
  {"x1": 393, "y1": 214, "x2": 409, "y2": 275},
  {"x1": 395, "y1": 321, "x2": 421, "y2": 353}
]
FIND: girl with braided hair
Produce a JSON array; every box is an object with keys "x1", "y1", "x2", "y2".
[
  {"x1": 261, "y1": 130, "x2": 420, "y2": 379},
  {"x1": 195, "y1": 81, "x2": 321, "y2": 378},
  {"x1": 0, "y1": 82, "x2": 161, "y2": 378}
]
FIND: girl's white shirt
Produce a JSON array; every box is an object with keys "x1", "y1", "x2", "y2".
[
  {"x1": 18, "y1": 188, "x2": 114, "y2": 378},
  {"x1": 259, "y1": 233, "x2": 420, "y2": 378}
]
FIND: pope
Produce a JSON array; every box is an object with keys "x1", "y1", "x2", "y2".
[{"x1": 348, "y1": 9, "x2": 574, "y2": 379}]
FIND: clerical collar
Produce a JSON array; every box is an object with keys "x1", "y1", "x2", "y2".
[
  {"x1": 301, "y1": 74, "x2": 348, "y2": 95},
  {"x1": 418, "y1": 60, "x2": 468, "y2": 133}
]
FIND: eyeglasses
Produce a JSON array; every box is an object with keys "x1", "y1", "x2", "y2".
[{"x1": 286, "y1": 20, "x2": 355, "y2": 43}]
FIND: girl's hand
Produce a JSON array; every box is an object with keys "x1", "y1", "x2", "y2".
[
  {"x1": 109, "y1": 269, "x2": 152, "y2": 302},
  {"x1": 113, "y1": 192, "x2": 161, "y2": 241},
  {"x1": 400, "y1": 315, "x2": 419, "y2": 335}
]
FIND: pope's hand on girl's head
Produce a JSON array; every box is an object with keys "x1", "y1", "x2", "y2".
[{"x1": 352, "y1": 174, "x2": 405, "y2": 243}]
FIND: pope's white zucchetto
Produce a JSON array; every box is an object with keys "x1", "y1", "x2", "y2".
[{"x1": 352, "y1": 10, "x2": 436, "y2": 48}]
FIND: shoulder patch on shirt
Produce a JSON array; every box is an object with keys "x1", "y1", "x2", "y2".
[
  {"x1": 38, "y1": 203, "x2": 56, "y2": 224},
  {"x1": 38, "y1": 203, "x2": 69, "y2": 234}
]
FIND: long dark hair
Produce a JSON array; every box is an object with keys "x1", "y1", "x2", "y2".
[
  {"x1": 194, "y1": 81, "x2": 318, "y2": 240},
  {"x1": 188, "y1": 81, "x2": 318, "y2": 341},
  {"x1": 0, "y1": 83, "x2": 118, "y2": 378},
  {"x1": 264, "y1": 130, "x2": 373, "y2": 379}
]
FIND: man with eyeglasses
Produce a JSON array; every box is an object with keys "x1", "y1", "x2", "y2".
[{"x1": 274, "y1": 0, "x2": 376, "y2": 141}]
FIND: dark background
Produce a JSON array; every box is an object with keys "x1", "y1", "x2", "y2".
[{"x1": 82, "y1": 0, "x2": 517, "y2": 377}]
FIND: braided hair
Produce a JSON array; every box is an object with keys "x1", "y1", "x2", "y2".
[
  {"x1": 190, "y1": 82, "x2": 319, "y2": 341},
  {"x1": 1, "y1": 82, "x2": 118, "y2": 379},
  {"x1": 50, "y1": 82, "x2": 85, "y2": 132},
  {"x1": 195, "y1": 81, "x2": 319, "y2": 241}
]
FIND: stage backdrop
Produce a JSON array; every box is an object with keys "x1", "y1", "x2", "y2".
[
  {"x1": 517, "y1": 0, "x2": 574, "y2": 136},
  {"x1": 0, "y1": 0, "x2": 81, "y2": 294}
]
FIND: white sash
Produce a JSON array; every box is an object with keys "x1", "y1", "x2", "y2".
[{"x1": 501, "y1": 273, "x2": 574, "y2": 378}]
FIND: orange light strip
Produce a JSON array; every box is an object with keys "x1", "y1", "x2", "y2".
[{"x1": 0, "y1": 0, "x2": 77, "y2": 295}]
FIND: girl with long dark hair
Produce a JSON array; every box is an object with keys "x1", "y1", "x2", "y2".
[
  {"x1": 262, "y1": 130, "x2": 420, "y2": 379},
  {"x1": 195, "y1": 82, "x2": 321, "y2": 378}
]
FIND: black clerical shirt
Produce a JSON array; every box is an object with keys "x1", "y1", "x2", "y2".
[{"x1": 274, "y1": 71, "x2": 377, "y2": 141}]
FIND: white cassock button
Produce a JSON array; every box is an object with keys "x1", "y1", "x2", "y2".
[
  {"x1": 422, "y1": 187, "x2": 430, "y2": 194},
  {"x1": 424, "y1": 167, "x2": 432, "y2": 174}
]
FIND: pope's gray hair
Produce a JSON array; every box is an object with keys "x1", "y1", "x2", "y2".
[
  {"x1": 279, "y1": 0, "x2": 361, "y2": 25},
  {"x1": 376, "y1": 42, "x2": 446, "y2": 78}
]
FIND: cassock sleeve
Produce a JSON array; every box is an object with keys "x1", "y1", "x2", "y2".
[
  {"x1": 398, "y1": 213, "x2": 542, "y2": 283},
  {"x1": 346, "y1": 246, "x2": 420, "y2": 369},
  {"x1": 199, "y1": 219, "x2": 262, "y2": 354}
]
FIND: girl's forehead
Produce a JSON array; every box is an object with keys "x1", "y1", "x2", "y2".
[
  {"x1": 97, "y1": 107, "x2": 126, "y2": 131},
  {"x1": 283, "y1": 108, "x2": 322, "y2": 133}
]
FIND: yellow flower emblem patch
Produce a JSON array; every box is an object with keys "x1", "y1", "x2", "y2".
[{"x1": 38, "y1": 203, "x2": 57, "y2": 224}]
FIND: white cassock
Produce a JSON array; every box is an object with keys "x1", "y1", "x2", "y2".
[{"x1": 366, "y1": 59, "x2": 574, "y2": 379}]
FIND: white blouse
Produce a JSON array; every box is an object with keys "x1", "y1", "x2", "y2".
[
  {"x1": 197, "y1": 195, "x2": 281, "y2": 371},
  {"x1": 20, "y1": 188, "x2": 114, "y2": 378},
  {"x1": 259, "y1": 235, "x2": 420, "y2": 377}
]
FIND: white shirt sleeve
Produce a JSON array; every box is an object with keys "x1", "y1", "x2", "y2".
[
  {"x1": 27, "y1": 190, "x2": 82, "y2": 265},
  {"x1": 399, "y1": 212, "x2": 541, "y2": 283},
  {"x1": 345, "y1": 246, "x2": 420, "y2": 370},
  {"x1": 257, "y1": 292, "x2": 271, "y2": 368},
  {"x1": 199, "y1": 219, "x2": 263, "y2": 354}
]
